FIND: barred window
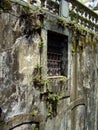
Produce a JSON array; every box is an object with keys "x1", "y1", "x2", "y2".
[{"x1": 47, "y1": 31, "x2": 68, "y2": 76}]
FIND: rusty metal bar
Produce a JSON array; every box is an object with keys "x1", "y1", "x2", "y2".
[{"x1": 47, "y1": 52, "x2": 62, "y2": 76}]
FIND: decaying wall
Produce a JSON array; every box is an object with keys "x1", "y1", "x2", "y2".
[{"x1": 0, "y1": 1, "x2": 98, "y2": 130}]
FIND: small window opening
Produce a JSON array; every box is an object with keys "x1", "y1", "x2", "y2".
[{"x1": 47, "y1": 31, "x2": 68, "y2": 76}]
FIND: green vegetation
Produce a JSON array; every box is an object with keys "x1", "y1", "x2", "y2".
[
  {"x1": 30, "y1": 125, "x2": 39, "y2": 130},
  {"x1": 33, "y1": 64, "x2": 44, "y2": 87},
  {"x1": 29, "y1": 110, "x2": 38, "y2": 116},
  {"x1": 0, "y1": 1, "x2": 12, "y2": 11},
  {"x1": 59, "y1": 76, "x2": 68, "y2": 84},
  {"x1": 58, "y1": 17, "x2": 67, "y2": 28},
  {"x1": 0, "y1": 121, "x2": 5, "y2": 126},
  {"x1": 47, "y1": 93, "x2": 60, "y2": 117},
  {"x1": 38, "y1": 37, "x2": 44, "y2": 53},
  {"x1": 40, "y1": 77, "x2": 67, "y2": 118},
  {"x1": 48, "y1": 93, "x2": 60, "y2": 102},
  {"x1": 19, "y1": 7, "x2": 45, "y2": 38},
  {"x1": 33, "y1": 66, "x2": 50, "y2": 88}
]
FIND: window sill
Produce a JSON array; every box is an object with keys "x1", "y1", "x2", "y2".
[{"x1": 48, "y1": 76, "x2": 66, "y2": 79}]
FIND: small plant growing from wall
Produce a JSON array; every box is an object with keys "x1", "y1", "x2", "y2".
[
  {"x1": 38, "y1": 37, "x2": 44, "y2": 53},
  {"x1": 40, "y1": 79, "x2": 51, "y2": 100},
  {"x1": 40, "y1": 77, "x2": 68, "y2": 119},
  {"x1": 33, "y1": 64, "x2": 44, "y2": 87},
  {"x1": 59, "y1": 76, "x2": 67, "y2": 85},
  {"x1": 47, "y1": 93, "x2": 60, "y2": 117},
  {"x1": 29, "y1": 110, "x2": 38, "y2": 117},
  {"x1": 19, "y1": 7, "x2": 45, "y2": 39},
  {"x1": 0, "y1": 1, "x2": 12, "y2": 11},
  {"x1": 58, "y1": 17, "x2": 67, "y2": 28}
]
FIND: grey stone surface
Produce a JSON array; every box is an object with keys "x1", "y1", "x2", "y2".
[{"x1": 0, "y1": 2, "x2": 98, "y2": 130}]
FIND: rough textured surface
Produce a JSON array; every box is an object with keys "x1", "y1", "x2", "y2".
[{"x1": 0, "y1": 2, "x2": 98, "y2": 130}]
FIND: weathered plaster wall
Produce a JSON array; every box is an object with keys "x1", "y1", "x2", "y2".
[
  {"x1": 70, "y1": 44, "x2": 97, "y2": 130},
  {"x1": 0, "y1": 4, "x2": 43, "y2": 130},
  {"x1": 0, "y1": 2, "x2": 98, "y2": 130},
  {"x1": 0, "y1": 5, "x2": 71, "y2": 130}
]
